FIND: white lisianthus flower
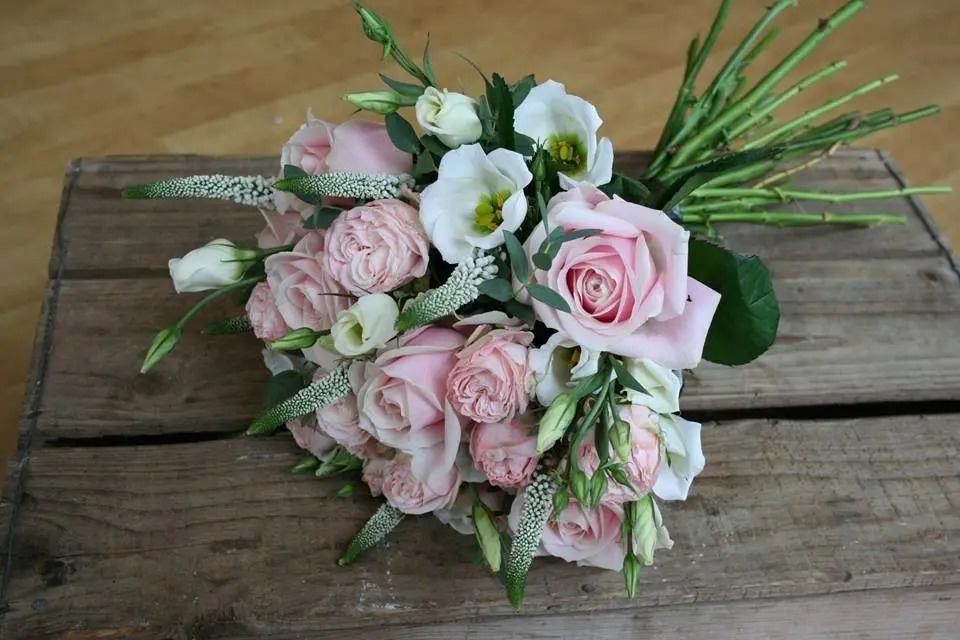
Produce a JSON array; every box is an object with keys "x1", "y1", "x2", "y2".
[
  {"x1": 419, "y1": 144, "x2": 533, "y2": 264},
  {"x1": 415, "y1": 87, "x2": 483, "y2": 148},
  {"x1": 528, "y1": 332, "x2": 602, "y2": 405},
  {"x1": 513, "y1": 79, "x2": 614, "y2": 188},
  {"x1": 330, "y1": 293, "x2": 400, "y2": 357},
  {"x1": 652, "y1": 414, "x2": 706, "y2": 501},
  {"x1": 168, "y1": 239, "x2": 255, "y2": 293},
  {"x1": 624, "y1": 358, "x2": 683, "y2": 414}
]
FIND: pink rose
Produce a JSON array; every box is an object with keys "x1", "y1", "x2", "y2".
[
  {"x1": 509, "y1": 492, "x2": 625, "y2": 571},
  {"x1": 287, "y1": 415, "x2": 338, "y2": 460},
  {"x1": 447, "y1": 322, "x2": 534, "y2": 424},
  {"x1": 324, "y1": 199, "x2": 430, "y2": 295},
  {"x1": 357, "y1": 326, "x2": 465, "y2": 470},
  {"x1": 256, "y1": 211, "x2": 308, "y2": 249},
  {"x1": 523, "y1": 184, "x2": 720, "y2": 369},
  {"x1": 315, "y1": 391, "x2": 373, "y2": 457},
  {"x1": 245, "y1": 282, "x2": 290, "y2": 342},
  {"x1": 469, "y1": 414, "x2": 539, "y2": 489},
  {"x1": 361, "y1": 450, "x2": 395, "y2": 497},
  {"x1": 264, "y1": 231, "x2": 350, "y2": 332},
  {"x1": 578, "y1": 404, "x2": 662, "y2": 503},
  {"x1": 381, "y1": 451, "x2": 460, "y2": 515},
  {"x1": 275, "y1": 111, "x2": 414, "y2": 214}
]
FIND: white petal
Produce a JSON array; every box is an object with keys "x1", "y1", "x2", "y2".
[{"x1": 653, "y1": 415, "x2": 705, "y2": 501}]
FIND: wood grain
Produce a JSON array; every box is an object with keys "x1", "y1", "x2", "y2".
[
  {"x1": 2, "y1": 0, "x2": 960, "y2": 468},
  {"x1": 1, "y1": 415, "x2": 957, "y2": 638}
]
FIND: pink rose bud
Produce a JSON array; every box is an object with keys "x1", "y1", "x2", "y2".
[{"x1": 469, "y1": 414, "x2": 540, "y2": 489}]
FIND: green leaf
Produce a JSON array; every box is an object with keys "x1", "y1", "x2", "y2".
[
  {"x1": 510, "y1": 74, "x2": 535, "y2": 107},
  {"x1": 378, "y1": 73, "x2": 424, "y2": 97},
  {"x1": 413, "y1": 150, "x2": 437, "y2": 178},
  {"x1": 302, "y1": 205, "x2": 343, "y2": 229},
  {"x1": 609, "y1": 358, "x2": 649, "y2": 395},
  {"x1": 600, "y1": 172, "x2": 652, "y2": 203},
  {"x1": 385, "y1": 112, "x2": 421, "y2": 154},
  {"x1": 531, "y1": 252, "x2": 552, "y2": 270},
  {"x1": 504, "y1": 300, "x2": 535, "y2": 327},
  {"x1": 422, "y1": 35, "x2": 437, "y2": 86},
  {"x1": 336, "y1": 483, "x2": 361, "y2": 498},
  {"x1": 283, "y1": 164, "x2": 308, "y2": 179},
  {"x1": 263, "y1": 371, "x2": 305, "y2": 408},
  {"x1": 419, "y1": 134, "x2": 449, "y2": 156},
  {"x1": 557, "y1": 228, "x2": 601, "y2": 242},
  {"x1": 688, "y1": 238, "x2": 780, "y2": 365},
  {"x1": 291, "y1": 455, "x2": 319, "y2": 474},
  {"x1": 487, "y1": 73, "x2": 516, "y2": 150},
  {"x1": 657, "y1": 148, "x2": 782, "y2": 211},
  {"x1": 477, "y1": 278, "x2": 514, "y2": 302},
  {"x1": 513, "y1": 133, "x2": 536, "y2": 157},
  {"x1": 502, "y1": 231, "x2": 529, "y2": 283},
  {"x1": 527, "y1": 284, "x2": 571, "y2": 313}
]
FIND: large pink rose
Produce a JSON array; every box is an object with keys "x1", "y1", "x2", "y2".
[
  {"x1": 325, "y1": 199, "x2": 430, "y2": 295},
  {"x1": 523, "y1": 184, "x2": 720, "y2": 369},
  {"x1": 381, "y1": 451, "x2": 460, "y2": 515},
  {"x1": 245, "y1": 282, "x2": 289, "y2": 342},
  {"x1": 447, "y1": 322, "x2": 534, "y2": 424},
  {"x1": 315, "y1": 391, "x2": 373, "y2": 458},
  {"x1": 509, "y1": 492, "x2": 625, "y2": 571},
  {"x1": 361, "y1": 449, "x2": 395, "y2": 497},
  {"x1": 357, "y1": 326, "x2": 465, "y2": 469},
  {"x1": 264, "y1": 231, "x2": 350, "y2": 332},
  {"x1": 469, "y1": 414, "x2": 539, "y2": 489},
  {"x1": 578, "y1": 404, "x2": 662, "y2": 503},
  {"x1": 275, "y1": 111, "x2": 414, "y2": 214}
]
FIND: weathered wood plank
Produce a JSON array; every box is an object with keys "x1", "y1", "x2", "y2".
[
  {"x1": 58, "y1": 149, "x2": 947, "y2": 278},
  {"x1": 1, "y1": 415, "x2": 957, "y2": 638},
  {"x1": 31, "y1": 254, "x2": 960, "y2": 439}
]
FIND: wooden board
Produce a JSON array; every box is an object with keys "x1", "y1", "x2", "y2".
[
  {"x1": 1, "y1": 416, "x2": 958, "y2": 638},
  {"x1": 1, "y1": 150, "x2": 959, "y2": 638}
]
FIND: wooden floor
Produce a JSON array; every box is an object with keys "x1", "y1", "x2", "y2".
[{"x1": 0, "y1": 0, "x2": 958, "y2": 467}]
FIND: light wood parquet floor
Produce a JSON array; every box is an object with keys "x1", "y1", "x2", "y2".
[{"x1": 1, "y1": 0, "x2": 957, "y2": 464}]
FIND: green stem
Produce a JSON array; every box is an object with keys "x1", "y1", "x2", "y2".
[
  {"x1": 727, "y1": 60, "x2": 847, "y2": 140},
  {"x1": 691, "y1": 186, "x2": 951, "y2": 203},
  {"x1": 682, "y1": 197, "x2": 777, "y2": 213},
  {"x1": 744, "y1": 74, "x2": 899, "y2": 149},
  {"x1": 682, "y1": 211, "x2": 906, "y2": 227},
  {"x1": 569, "y1": 374, "x2": 613, "y2": 474},
  {"x1": 667, "y1": 0, "x2": 865, "y2": 170},
  {"x1": 177, "y1": 276, "x2": 263, "y2": 329}
]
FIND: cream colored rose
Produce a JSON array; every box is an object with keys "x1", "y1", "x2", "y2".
[{"x1": 415, "y1": 87, "x2": 482, "y2": 148}]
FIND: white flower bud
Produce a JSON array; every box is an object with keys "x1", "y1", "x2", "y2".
[
  {"x1": 167, "y1": 239, "x2": 254, "y2": 293},
  {"x1": 331, "y1": 294, "x2": 399, "y2": 357},
  {"x1": 415, "y1": 87, "x2": 483, "y2": 148}
]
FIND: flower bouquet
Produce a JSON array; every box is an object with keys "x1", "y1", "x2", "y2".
[{"x1": 124, "y1": 0, "x2": 947, "y2": 610}]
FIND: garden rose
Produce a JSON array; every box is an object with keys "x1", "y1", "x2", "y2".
[
  {"x1": 264, "y1": 231, "x2": 350, "y2": 332},
  {"x1": 447, "y1": 322, "x2": 534, "y2": 424},
  {"x1": 523, "y1": 184, "x2": 721, "y2": 369},
  {"x1": 315, "y1": 391, "x2": 372, "y2": 457},
  {"x1": 361, "y1": 450, "x2": 394, "y2": 497},
  {"x1": 357, "y1": 326, "x2": 465, "y2": 467},
  {"x1": 469, "y1": 414, "x2": 539, "y2": 489},
  {"x1": 256, "y1": 211, "x2": 308, "y2": 249},
  {"x1": 381, "y1": 451, "x2": 460, "y2": 515},
  {"x1": 275, "y1": 111, "x2": 413, "y2": 214},
  {"x1": 245, "y1": 282, "x2": 289, "y2": 342},
  {"x1": 325, "y1": 199, "x2": 430, "y2": 295},
  {"x1": 509, "y1": 491, "x2": 625, "y2": 570},
  {"x1": 287, "y1": 415, "x2": 338, "y2": 460}
]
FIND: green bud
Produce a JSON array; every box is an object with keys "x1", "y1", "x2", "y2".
[
  {"x1": 353, "y1": 3, "x2": 394, "y2": 55},
  {"x1": 608, "y1": 465, "x2": 630, "y2": 488},
  {"x1": 536, "y1": 392, "x2": 577, "y2": 453},
  {"x1": 343, "y1": 90, "x2": 410, "y2": 115},
  {"x1": 609, "y1": 416, "x2": 631, "y2": 462},
  {"x1": 140, "y1": 325, "x2": 182, "y2": 373},
  {"x1": 552, "y1": 488, "x2": 569, "y2": 518},
  {"x1": 531, "y1": 148, "x2": 548, "y2": 183},
  {"x1": 336, "y1": 482, "x2": 360, "y2": 498},
  {"x1": 589, "y1": 472, "x2": 608, "y2": 508},
  {"x1": 569, "y1": 467, "x2": 589, "y2": 505},
  {"x1": 471, "y1": 501, "x2": 502, "y2": 573},
  {"x1": 631, "y1": 495, "x2": 658, "y2": 566},
  {"x1": 291, "y1": 455, "x2": 319, "y2": 474},
  {"x1": 623, "y1": 552, "x2": 640, "y2": 598},
  {"x1": 269, "y1": 327, "x2": 322, "y2": 351}
]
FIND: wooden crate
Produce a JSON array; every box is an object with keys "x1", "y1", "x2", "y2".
[{"x1": 0, "y1": 149, "x2": 958, "y2": 639}]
